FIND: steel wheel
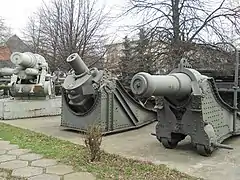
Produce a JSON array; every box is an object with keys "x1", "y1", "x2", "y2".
[
  {"x1": 196, "y1": 144, "x2": 214, "y2": 156},
  {"x1": 161, "y1": 137, "x2": 178, "y2": 149}
]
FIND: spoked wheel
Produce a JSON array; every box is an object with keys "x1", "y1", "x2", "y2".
[
  {"x1": 196, "y1": 144, "x2": 214, "y2": 157},
  {"x1": 161, "y1": 137, "x2": 178, "y2": 149}
]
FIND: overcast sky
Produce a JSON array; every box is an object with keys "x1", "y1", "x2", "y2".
[
  {"x1": 0, "y1": 0, "x2": 44, "y2": 34},
  {"x1": 1, "y1": 0, "x2": 239, "y2": 46},
  {"x1": 0, "y1": 0, "x2": 133, "y2": 42}
]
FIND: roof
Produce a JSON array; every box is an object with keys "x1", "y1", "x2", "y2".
[
  {"x1": 0, "y1": 35, "x2": 31, "y2": 68},
  {"x1": 6, "y1": 35, "x2": 31, "y2": 53},
  {"x1": 0, "y1": 46, "x2": 11, "y2": 61}
]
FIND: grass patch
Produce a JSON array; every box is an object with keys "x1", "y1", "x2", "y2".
[{"x1": 0, "y1": 123, "x2": 201, "y2": 180}]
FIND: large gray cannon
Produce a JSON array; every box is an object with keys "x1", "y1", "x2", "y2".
[
  {"x1": 61, "y1": 53, "x2": 157, "y2": 134},
  {"x1": 9, "y1": 52, "x2": 53, "y2": 99},
  {"x1": 131, "y1": 59, "x2": 240, "y2": 156}
]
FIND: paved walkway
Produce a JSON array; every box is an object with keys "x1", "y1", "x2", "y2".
[{"x1": 0, "y1": 138, "x2": 96, "y2": 180}]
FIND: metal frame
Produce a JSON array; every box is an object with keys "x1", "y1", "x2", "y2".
[{"x1": 214, "y1": 42, "x2": 239, "y2": 133}]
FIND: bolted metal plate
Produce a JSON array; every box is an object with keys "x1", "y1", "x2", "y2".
[{"x1": 201, "y1": 79, "x2": 233, "y2": 141}]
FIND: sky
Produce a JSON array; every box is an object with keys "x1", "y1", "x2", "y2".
[
  {"x1": 0, "y1": 0, "x2": 134, "y2": 42},
  {"x1": 0, "y1": 0, "x2": 43, "y2": 34},
  {"x1": 1, "y1": 0, "x2": 239, "y2": 46}
]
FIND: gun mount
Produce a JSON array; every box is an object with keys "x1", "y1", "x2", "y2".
[
  {"x1": 61, "y1": 53, "x2": 157, "y2": 134},
  {"x1": 9, "y1": 52, "x2": 53, "y2": 100},
  {"x1": 0, "y1": 68, "x2": 14, "y2": 98},
  {"x1": 52, "y1": 70, "x2": 66, "y2": 96},
  {"x1": 131, "y1": 59, "x2": 240, "y2": 156}
]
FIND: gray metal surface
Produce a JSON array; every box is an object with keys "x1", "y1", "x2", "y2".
[
  {"x1": 130, "y1": 59, "x2": 240, "y2": 156},
  {"x1": 8, "y1": 52, "x2": 54, "y2": 99},
  {"x1": 0, "y1": 97, "x2": 61, "y2": 120},
  {"x1": 61, "y1": 53, "x2": 157, "y2": 134}
]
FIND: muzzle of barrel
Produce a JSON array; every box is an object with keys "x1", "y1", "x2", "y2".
[
  {"x1": 10, "y1": 52, "x2": 37, "y2": 68},
  {"x1": 66, "y1": 53, "x2": 89, "y2": 75}
]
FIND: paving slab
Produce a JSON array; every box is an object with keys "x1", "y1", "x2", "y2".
[
  {"x1": 31, "y1": 159, "x2": 58, "y2": 167},
  {"x1": 19, "y1": 153, "x2": 43, "y2": 161},
  {"x1": 12, "y1": 166, "x2": 43, "y2": 178},
  {"x1": 7, "y1": 149, "x2": 31, "y2": 156},
  {"x1": 28, "y1": 174, "x2": 61, "y2": 180},
  {"x1": 64, "y1": 172, "x2": 96, "y2": 180},
  {"x1": 3, "y1": 116, "x2": 240, "y2": 180},
  {"x1": 0, "y1": 150, "x2": 6, "y2": 155},
  {"x1": 0, "y1": 155, "x2": 16, "y2": 163},
  {"x1": 0, "y1": 143, "x2": 19, "y2": 151},
  {"x1": 0, "y1": 141, "x2": 10, "y2": 145},
  {"x1": 0, "y1": 160, "x2": 28, "y2": 170},
  {"x1": 46, "y1": 164, "x2": 74, "y2": 175}
]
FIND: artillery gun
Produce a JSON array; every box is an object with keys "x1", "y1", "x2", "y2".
[
  {"x1": 8, "y1": 52, "x2": 53, "y2": 100},
  {"x1": 0, "y1": 68, "x2": 14, "y2": 98},
  {"x1": 61, "y1": 53, "x2": 156, "y2": 134},
  {"x1": 0, "y1": 52, "x2": 61, "y2": 120},
  {"x1": 130, "y1": 59, "x2": 240, "y2": 156}
]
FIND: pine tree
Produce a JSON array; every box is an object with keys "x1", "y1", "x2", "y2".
[
  {"x1": 134, "y1": 28, "x2": 155, "y2": 74},
  {"x1": 119, "y1": 36, "x2": 135, "y2": 88}
]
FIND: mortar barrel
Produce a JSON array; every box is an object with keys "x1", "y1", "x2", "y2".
[
  {"x1": 130, "y1": 72, "x2": 192, "y2": 98},
  {"x1": 0, "y1": 68, "x2": 14, "y2": 76},
  {"x1": 10, "y1": 52, "x2": 37, "y2": 68},
  {"x1": 66, "y1": 53, "x2": 89, "y2": 75}
]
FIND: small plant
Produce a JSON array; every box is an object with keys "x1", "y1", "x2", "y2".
[{"x1": 84, "y1": 124, "x2": 103, "y2": 162}]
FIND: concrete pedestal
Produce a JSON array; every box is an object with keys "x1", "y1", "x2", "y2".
[{"x1": 0, "y1": 97, "x2": 62, "y2": 120}]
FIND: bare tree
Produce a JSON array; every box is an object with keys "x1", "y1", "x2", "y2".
[
  {"x1": 0, "y1": 17, "x2": 12, "y2": 44},
  {"x1": 23, "y1": 0, "x2": 110, "y2": 71},
  {"x1": 124, "y1": 0, "x2": 240, "y2": 69}
]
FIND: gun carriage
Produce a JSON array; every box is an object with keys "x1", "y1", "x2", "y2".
[{"x1": 61, "y1": 53, "x2": 157, "y2": 134}]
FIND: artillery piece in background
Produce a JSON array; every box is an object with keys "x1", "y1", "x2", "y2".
[
  {"x1": 0, "y1": 68, "x2": 14, "y2": 98},
  {"x1": 52, "y1": 70, "x2": 66, "y2": 96},
  {"x1": 9, "y1": 52, "x2": 54, "y2": 100},
  {"x1": 130, "y1": 59, "x2": 240, "y2": 156},
  {"x1": 61, "y1": 53, "x2": 157, "y2": 134},
  {"x1": 198, "y1": 69, "x2": 240, "y2": 109},
  {"x1": 0, "y1": 52, "x2": 61, "y2": 120}
]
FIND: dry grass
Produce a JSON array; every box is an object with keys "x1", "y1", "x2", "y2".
[{"x1": 84, "y1": 124, "x2": 103, "y2": 162}]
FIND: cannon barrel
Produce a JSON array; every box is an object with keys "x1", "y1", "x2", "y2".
[
  {"x1": 25, "y1": 68, "x2": 39, "y2": 76},
  {"x1": 66, "y1": 53, "x2": 89, "y2": 75},
  {"x1": 0, "y1": 68, "x2": 14, "y2": 76},
  {"x1": 10, "y1": 52, "x2": 38, "y2": 68},
  {"x1": 130, "y1": 72, "x2": 192, "y2": 98}
]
